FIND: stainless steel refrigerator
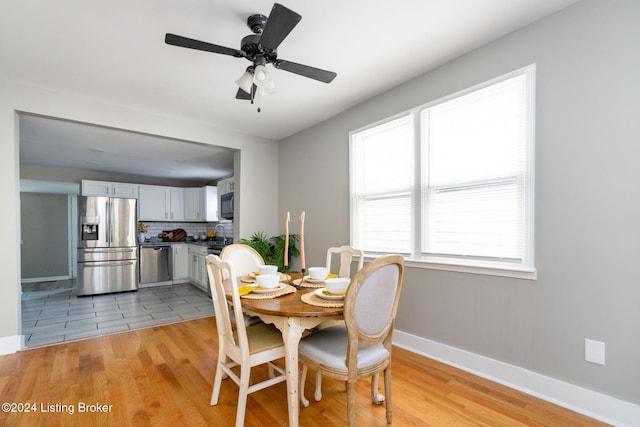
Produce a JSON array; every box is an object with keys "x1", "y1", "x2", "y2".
[{"x1": 77, "y1": 196, "x2": 138, "y2": 296}]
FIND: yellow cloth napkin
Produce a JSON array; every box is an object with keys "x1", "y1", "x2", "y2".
[
  {"x1": 322, "y1": 289, "x2": 346, "y2": 297},
  {"x1": 232, "y1": 285, "x2": 255, "y2": 297},
  {"x1": 326, "y1": 274, "x2": 338, "y2": 279},
  {"x1": 229, "y1": 285, "x2": 281, "y2": 297}
]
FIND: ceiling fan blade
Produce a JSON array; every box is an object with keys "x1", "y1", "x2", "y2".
[
  {"x1": 236, "y1": 88, "x2": 251, "y2": 100},
  {"x1": 259, "y1": 3, "x2": 301, "y2": 51},
  {"x1": 273, "y1": 59, "x2": 337, "y2": 83},
  {"x1": 165, "y1": 33, "x2": 245, "y2": 58},
  {"x1": 235, "y1": 85, "x2": 256, "y2": 100}
]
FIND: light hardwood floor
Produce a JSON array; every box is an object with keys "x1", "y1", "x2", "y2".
[{"x1": 0, "y1": 317, "x2": 610, "y2": 426}]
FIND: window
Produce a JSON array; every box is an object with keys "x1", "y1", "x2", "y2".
[
  {"x1": 350, "y1": 115, "x2": 415, "y2": 254},
  {"x1": 350, "y1": 65, "x2": 535, "y2": 278}
]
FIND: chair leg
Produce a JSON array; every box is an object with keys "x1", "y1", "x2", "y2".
[
  {"x1": 370, "y1": 372, "x2": 385, "y2": 404},
  {"x1": 210, "y1": 362, "x2": 224, "y2": 405},
  {"x1": 346, "y1": 379, "x2": 357, "y2": 427},
  {"x1": 384, "y1": 367, "x2": 392, "y2": 424},
  {"x1": 235, "y1": 366, "x2": 251, "y2": 427},
  {"x1": 299, "y1": 364, "x2": 310, "y2": 408},
  {"x1": 314, "y1": 370, "x2": 323, "y2": 401},
  {"x1": 211, "y1": 344, "x2": 227, "y2": 405}
]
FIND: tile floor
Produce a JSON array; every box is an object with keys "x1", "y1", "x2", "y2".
[{"x1": 21, "y1": 283, "x2": 214, "y2": 348}]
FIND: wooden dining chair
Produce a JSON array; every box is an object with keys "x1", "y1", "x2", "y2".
[
  {"x1": 298, "y1": 254, "x2": 405, "y2": 426},
  {"x1": 220, "y1": 243, "x2": 265, "y2": 326},
  {"x1": 206, "y1": 254, "x2": 287, "y2": 427},
  {"x1": 325, "y1": 245, "x2": 364, "y2": 278},
  {"x1": 312, "y1": 245, "x2": 365, "y2": 401}
]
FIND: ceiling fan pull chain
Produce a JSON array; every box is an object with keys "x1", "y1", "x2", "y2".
[{"x1": 257, "y1": 90, "x2": 262, "y2": 113}]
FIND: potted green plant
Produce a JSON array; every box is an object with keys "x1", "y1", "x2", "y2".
[{"x1": 239, "y1": 232, "x2": 300, "y2": 272}]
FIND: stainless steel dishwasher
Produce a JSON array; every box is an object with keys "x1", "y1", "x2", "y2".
[{"x1": 140, "y1": 245, "x2": 173, "y2": 284}]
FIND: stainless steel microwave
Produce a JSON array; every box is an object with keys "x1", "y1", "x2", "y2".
[{"x1": 220, "y1": 192, "x2": 234, "y2": 220}]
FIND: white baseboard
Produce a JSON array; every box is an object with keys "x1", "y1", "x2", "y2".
[
  {"x1": 393, "y1": 330, "x2": 640, "y2": 427},
  {"x1": 0, "y1": 335, "x2": 22, "y2": 355}
]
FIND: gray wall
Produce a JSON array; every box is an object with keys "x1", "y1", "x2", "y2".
[
  {"x1": 280, "y1": 0, "x2": 640, "y2": 405},
  {"x1": 20, "y1": 193, "x2": 69, "y2": 279}
]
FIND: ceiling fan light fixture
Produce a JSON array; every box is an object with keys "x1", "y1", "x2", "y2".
[
  {"x1": 235, "y1": 70, "x2": 254, "y2": 93},
  {"x1": 253, "y1": 65, "x2": 273, "y2": 88},
  {"x1": 260, "y1": 79, "x2": 277, "y2": 96}
]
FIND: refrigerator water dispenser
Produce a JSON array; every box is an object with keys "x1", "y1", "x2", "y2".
[{"x1": 80, "y1": 216, "x2": 100, "y2": 241}]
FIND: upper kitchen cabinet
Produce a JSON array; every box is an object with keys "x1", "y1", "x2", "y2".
[
  {"x1": 138, "y1": 185, "x2": 178, "y2": 221},
  {"x1": 184, "y1": 188, "x2": 204, "y2": 221},
  {"x1": 139, "y1": 185, "x2": 216, "y2": 222},
  {"x1": 205, "y1": 186, "x2": 218, "y2": 221},
  {"x1": 170, "y1": 187, "x2": 184, "y2": 220},
  {"x1": 81, "y1": 180, "x2": 138, "y2": 198},
  {"x1": 184, "y1": 186, "x2": 218, "y2": 221},
  {"x1": 217, "y1": 176, "x2": 234, "y2": 195}
]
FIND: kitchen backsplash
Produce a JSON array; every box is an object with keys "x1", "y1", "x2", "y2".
[{"x1": 138, "y1": 221, "x2": 234, "y2": 242}]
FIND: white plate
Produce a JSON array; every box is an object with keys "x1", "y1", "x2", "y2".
[
  {"x1": 304, "y1": 276, "x2": 326, "y2": 284},
  {"x1": 251, "y1": 283, "x2": 286, "y2": 294},
  {"x1": 249, "y1": 272, "x2": 259, "y2": 278},
  {"x1": 314, "y1": 288, "x2": 345, "y2": 300}
]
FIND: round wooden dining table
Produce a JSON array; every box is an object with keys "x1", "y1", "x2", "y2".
[{"x1": 239, "y1": 286, "x2": 343, "y2": 427}]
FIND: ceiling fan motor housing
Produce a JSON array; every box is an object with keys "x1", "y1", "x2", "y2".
[
  {"x1": 247, "y1": 14, "x2": 268, "y2": 34},
  {"x1": 240, "y1": 34, "x2": 277, "y2": 64}
]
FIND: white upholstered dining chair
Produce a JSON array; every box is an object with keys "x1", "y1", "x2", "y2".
[
  {"x1": 298, "y1": 254, "x2": 405, "y2": 426},
  {"x1": 206, "y1": 254, "x2": 287, "y2": 427}
]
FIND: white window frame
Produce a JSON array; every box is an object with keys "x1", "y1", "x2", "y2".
[{"x1": 350, "y1": 65, "x2": 536, "y2": 280}]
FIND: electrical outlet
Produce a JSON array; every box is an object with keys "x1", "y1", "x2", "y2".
[{"x1": 585, "y1": 339, "x2": 605, "y2": 365}]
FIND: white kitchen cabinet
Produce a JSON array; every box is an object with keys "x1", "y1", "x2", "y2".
[
  {"x1": 81, "y1": 180, "x2": 138, "y2": 198},
  {"x1": 111, "y1": 182, "x2": 139, "y2": 198},
  {"x1": 172, "y1": 244, "x2": 189, "y2": 282},
  {"x1": 138, "y1": 185, "x2": 170, "y2": 220},
  {"x1": 188, "y1": 245, "x2": 208, "y2": 292},
  {"x1": 184, "y1": 187, "x2": 204, "y2": 221},
  {"x1": 197, "y1": 252, "x2": 208, "y2": 292},
  {"x1": 217, "y1": 177, "x2": 234, "y2": 195},
  {"x1": 184, "y1": 186, "x2": 218, "y2": 221},
  {"x1": 205, "y1": 186, "x2": 218, "y2": 221},
  {"x1": 170, "y1": 187, "x2": 184, "y2": 220},
  {"x1": 138, "y1": 185, "x2": 185, "y2": 221}
]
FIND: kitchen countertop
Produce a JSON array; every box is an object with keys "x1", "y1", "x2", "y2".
[{"x1": 140, "y1": 240, "x2": 232, "y2": 250}]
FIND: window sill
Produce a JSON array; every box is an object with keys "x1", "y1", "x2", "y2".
[{"x1": 363, "y1": 254, "x2": 537, "y2": 280}]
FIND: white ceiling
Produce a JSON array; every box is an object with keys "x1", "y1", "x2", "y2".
[
  {"x1": 18, "y1": 113, "x2": 236, "y2": 183},
  {"x1": 2, "y1": 0, "x2": 579, "y2": 183}
]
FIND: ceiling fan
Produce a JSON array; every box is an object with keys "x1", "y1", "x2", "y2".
[{"x1": 165, "y1": 3, "x2": 337, "y2": 109}]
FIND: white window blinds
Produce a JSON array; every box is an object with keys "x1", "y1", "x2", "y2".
[
  {"x1": 350, "y1": 115, "x2": 414, "y2": 254},
  {"x1": 350, "y1": 65, "x2": 534, "y2": 275},
  {"x1": 422, "y1": 75, "x2": 527, "y2": 261}
]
